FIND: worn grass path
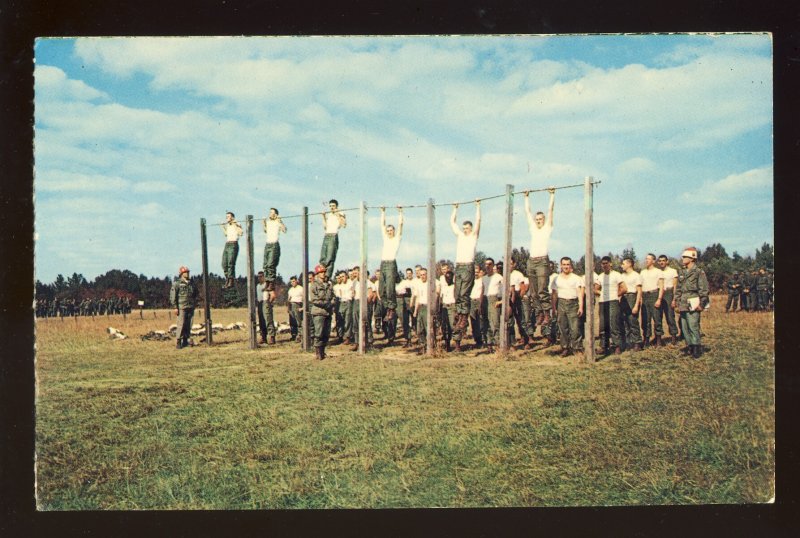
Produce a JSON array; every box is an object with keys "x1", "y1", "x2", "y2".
[{"x1": 35, "y1": 301, "x2": 774, "y2": 509}]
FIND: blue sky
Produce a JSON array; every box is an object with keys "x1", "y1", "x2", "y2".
[{"x1": 33, "y1": 34, "x2": 773, "y2": 283}]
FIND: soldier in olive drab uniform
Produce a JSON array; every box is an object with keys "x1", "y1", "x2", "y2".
[
  {"x1": 741, "y1": 271, "x2": 755, "y2": 311},
  {"x1": 170, "y1": 266, "x2": 199, "y2": 349},
  {"x1": 309, "y1": 264, "x2": 335, "y2": 360},
  {"x1": 220, "y1": 211, "x2": 243, "y2": 288},
  {"x1": 725, "y1": 272, "x2": 742, "y2": 313},
  {"x1": 754, "y1": 268, "x2": 769, "y2": 311},
  {"x1": 657, "y1": 255, "x2": 680, "y2": 342},
  {"x1": 673, "y1": 248, "x2": 709, "y2": 359}
]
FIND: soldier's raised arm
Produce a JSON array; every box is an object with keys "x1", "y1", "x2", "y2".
[
  {"x1": 547, "y1": 187, "x2": 555, "y2": 227},
  {"x1": 450, "y1": 204, "x2": 460, "y2": 235},
  {"x1": 473, "y1": 199, "x2": 481, "y2": 237}
]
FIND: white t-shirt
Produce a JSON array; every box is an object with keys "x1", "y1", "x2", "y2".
[
  {"x1": 264, "y1": 219, "x2": 283, "y2": 243},
  {"x1": 594, "y1": 270, "x2": 624, "y2": 303},
  {"x1": 661, "y1": 267, "x2": 678, "y2": 290},
  {"x1": 528, "y1": 222, "x2": 552, "y2": 258},
  {"x1": 469, "y1": 276, "x2": 484, "y2": 299},
  {"x1": 454, "y1": 232, "x2": 478, "y2": 264},
  {"x1": 509, "y1": 269, "x2": 527, "y2": 291},
  {"x1": 342, "y1": 278, "x2": 355, "y2": 301},
  {"x1": 288, "y1": 285, "x2": 304, "y2": 303},
  {"x1": 441, "y1": 283, "x2": 455, "y2": 305},
  {"x1": 224, "y1": 222, "x2": 243, "y2": 242},
  {"x1": 640, "y1": 266, "x2": 664, "y2": 293},
  {"x1": 397, "y1": 278, "x2": 413, "y2": 297},
  {"x1": 413, "y1": 279, "x2": 439, "y2": 306},
  {"x1": 381, "y1": 232, "x2": 401, "y2": 261},
  {"x1": 483, "y1": 273, "x2": 504, "y2": 296},
  {"x1": 354, "y1": 279, "x2": 378, "y2": 301},
  {"x1": 620, "y1": 270, "x2": 643, "y2": 294},
  {"x1": 324, "y1": 212, "x2": 343, "y2": 234},
  {"x1": 256, "y1": 282, "x2": 267, "y2": 301},
  {"x1": 553, "y1": 272, "x2": 584, "y2": 300}
]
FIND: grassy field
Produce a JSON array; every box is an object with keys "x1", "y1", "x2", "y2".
[{"x1": 34, "y1": 296, "x2": 774, "y2": 509}]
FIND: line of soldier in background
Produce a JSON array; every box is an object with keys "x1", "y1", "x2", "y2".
[
  {"x1": 35, "y1": 295, "x2": 134, "y2": 318},
  {"x1": 725, "y1": 268, "x2": 774, "y2": 313}
]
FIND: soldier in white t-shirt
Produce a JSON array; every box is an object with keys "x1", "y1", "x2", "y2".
[
  {"x1": 378, "y1": 207, "x2": 403, "y2": 335},
  {"x1": 508, "y1": 258, "x2": 531, "y2": 349},
  {"x1": 469, "y1": 264, "x2": 485, "y2": 349},
  {"x1": 640, "y1": 253, "x2": 665, "y2": 347},
  {"x1": 657, "y1": 254, "x2": 680, "y2": 343},
  {"x1": 524, "y1": 188, "x2": 555, "y2": 326},
  {"x1": 593, "y1": 256, "x2": 624, "y2": 354},
  {"x1": 319, "y1": 199, "x2": 347, "y2": 280},
  {"x1": 481, "y1": 258, "x2": 504, "y2": 354},
  {"x1": 619, "y1": 257, "x2": 644, "y2": 351},
  {"x1": 550, "y1": 257, "x2": 584, "y2": 357},
  {"x1": 262, "y1": 207, "x2": 287, "y2": 299},
  {"x1": 350, "y1": 267, "x2": 376, "y2": 351},
  {"x1": 450, "y1": 201, "x2": 481, "y2": 338},
  {"x1": 286, "y1": 275, "x2": 304, "y2": 341},
  {"x1": 220, "y1": 211, "x2": 243, "y2": 288},
  {"x1": 396, "y1": 268, "x2": 415, "y2": 347},
  {"x1": 413, "y1": 268, "x2": 440, "y2": 354},
  {"x1": 440, "y1": 270, "x2": 457, "y2": 351}
]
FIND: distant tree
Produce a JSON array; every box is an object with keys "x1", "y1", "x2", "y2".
[
  {"x1": 699, "y1": 243, "x2": 728, "y2": 264},
  {"x1": 621, "y1": 246, "x2": 637, "y2": 264},
  {"x1": 755, "y1": 242, "x2": 774, "y2": 270},
  {"x1": 511, "y1": 247, "x2": 530, "y2": 276},
  {"x1": 474, "y1": 251, "x2": 487, "y2": 269}
]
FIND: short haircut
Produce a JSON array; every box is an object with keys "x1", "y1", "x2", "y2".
[
  {"x1": 386, "y1": 224, "x2": 395, "y2": 230},
  {"x1": 257, "y1": 271, "x2": 264, "y2": 275},
  {"x1": 405, "y1": 267, "x2": 413, "y2": 273},
  {"x1": 290, "y1": 275, "x2": 297, "y2": 280},
  {"x1": 535, "y1": 211, "x2": 545, "y2": 217},
  {"x1": 657, "y1": 254, "x2": 668, "y2": 260},
  {"x1": 419, "y1": 268, "x2": 428, "y2": 274},
  {"x1": 601, "y1": 256, "x2": 612, "y2": 263},
  {"x1": 560, "y1": 257, "x2": 573, "y2": 265},
  {"x1": 647, "y1": 253, "x2": 656, "y2": 260},
  {"x1": 270, "y1": 207, "x2": 279, "y2": 215},
  {"x1": 622, "y1": 257, "x2": 634, "y2": 265},
  {"x1": 415, "y1": 264, "x2": 422, "y2": 269},
  {"x1": 329, "y1": 199, "x2": 339, "y2": 206},
  {"x1": 462, "y1": 220, "x2": 473, "y2": 227},
  {"x1": 484, "y1": 257, "x2": 495, "y2": 264},
  {"x1": 226, "y1": 211, "x2": 235, "y2": 218}
]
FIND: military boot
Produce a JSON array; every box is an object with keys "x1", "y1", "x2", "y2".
[
  {"x1": 692, "y1": 345, "x2": 702, "y2": 359},
  {"x1": 176, "y1": 339, "x2": 184, "y2": 349}
]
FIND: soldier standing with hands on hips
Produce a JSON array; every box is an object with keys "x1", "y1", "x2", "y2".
[
  {"x1": 170, "y1": 266, "x2": 199, "y2": 349},
  {"x1": 220, "y1": 211, "x2": 243, "y2": 288},
  {"x1": 673, "y1": 247, "x2": 709, "y2": 359}
]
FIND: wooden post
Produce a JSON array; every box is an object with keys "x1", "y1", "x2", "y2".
[
  {"x1": 359, "y1": 201, "x2": 368, "y2": 355},
  {"x1": 426, "y1": 198, "x2": 436, "y2": 356},
  {"x1": 246, "y1": 215, "x2": 257, "y2": 350},
  {"x1": 301, "y1": 206, "x2": 310, "y2": 352},
  {"x1": 500, "y1": 184, "x2": 513, "y2": 352},
  {"x1": 584, "y1": 176, "x2": 595, "y2": 363},
  {"x1": 200, "y1": 218, "x2": 213, "y2": 345}
]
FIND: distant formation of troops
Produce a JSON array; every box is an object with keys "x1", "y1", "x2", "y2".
[
  {"x1": 724, "y1": 268, "x2": 774, "y2": 313},
  {"x1": 171, "y1": 193, "x2": 770, "y2": 358},
  {"x1": 36, "y1": 295, "x2": 133, "y2": 318}
]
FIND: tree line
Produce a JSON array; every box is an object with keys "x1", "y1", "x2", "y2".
[{"x1": 35, "y1": 242, "x2": 773, "y2": 309}]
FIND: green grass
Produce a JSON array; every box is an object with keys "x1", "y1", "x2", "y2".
[{"x1": 35, "y1": 301, "x2": 774, "y2": 509}]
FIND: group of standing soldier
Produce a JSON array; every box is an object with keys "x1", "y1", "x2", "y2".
[
  {"x1": 36, "y1": 295, "x2": 133, "y2": 318},
  {"x1": 725, "y1": 268, "x2": 774, "y2": 313}
]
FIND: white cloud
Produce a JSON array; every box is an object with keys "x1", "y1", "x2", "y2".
[
  {"x1": 132, "y1": 181, "x2": 176, "y2": 193},
  {"x1": 35, "y1": 170, "x2": 129, "y2": 192},
  {"x1": 682, "y1": 166, "x2": 773, "y2": 204},
  {"x1": 34, "y1": 65, "x2": 108, "y2": 101}
]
